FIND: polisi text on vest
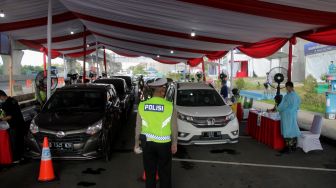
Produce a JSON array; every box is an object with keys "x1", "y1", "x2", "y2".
[{"x1": 144, "y1": 104, "x2": 164, "y2": 112}]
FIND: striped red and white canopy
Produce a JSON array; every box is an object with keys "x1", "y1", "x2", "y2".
[{"x1": 1, "y1": 0, "x2": 336, "y2": 66}]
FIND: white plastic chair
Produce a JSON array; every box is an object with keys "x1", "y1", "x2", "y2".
[{"x1": 297, "y1": 115, "x2": 323, "y2": 153}]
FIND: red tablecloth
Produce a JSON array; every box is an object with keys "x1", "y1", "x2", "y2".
[
  {"x1": 0, "y1": 130, "x2": 12, "y2": 164},
  {"x1": 236, "y1": 102, "x2": 243, "y2": 122},
  {"x1": 246, "y1": 111, "x2": 285, "y2": 151}
]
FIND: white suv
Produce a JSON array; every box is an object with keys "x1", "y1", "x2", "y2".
[{"x1": 166, "y1": 82, "x2": 239, "y2": 145}]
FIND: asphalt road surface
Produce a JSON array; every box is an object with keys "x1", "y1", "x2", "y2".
[{"x1": 1, "y1": 103, "x2": 336, "y2": 188}]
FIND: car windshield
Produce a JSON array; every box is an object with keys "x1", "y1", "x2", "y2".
[
  {"x1": 43, "y1": 90, "x2": 105, "y2": 112},
  {"x1": 176, "y1": 89, "x2": 225, "y2": 107}
]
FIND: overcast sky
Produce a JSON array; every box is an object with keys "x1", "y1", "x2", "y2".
[
  {"x1": 0, "y1": 50, "x2": 64, "y2": 66},
  {"x1": 0, "y1": 50, "x2": 175, "y2": 70}
]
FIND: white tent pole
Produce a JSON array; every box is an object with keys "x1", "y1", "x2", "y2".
[
  {"x1": 47, "y1": 0, "x2": 52, "y2": 99},
  {"x1": 230, "y1": 50, "x2": 234, "y2": 92},
  {"x1": 184, "y1": 62, "x2": 187, "y2": 82},
  {"x1": 8, "y1": 53, "x2": 13, "y2": 96},
  {"x1": 226, "y1": 57, "x2": 230, "y2": 77},
  {"x1": 8, "y1": 36, "x2": 13, "y2": 97},
  {"x1": 217, "y1": 59, "x2": 220, "y2": 79},
  {"x1": 251, "y1": 58, "x2": 254, "y2": 77},
  {"x1": 96, "y1": 41, "x2": 99, "y2": 76},
  {"x1": 63, "y1": 54, "x2": 67, "y2": 79}
]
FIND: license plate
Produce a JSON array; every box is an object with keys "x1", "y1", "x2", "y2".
[
  {"x1": 201, "y1": 131, "x2": 221, "y2": 139},
  {"x1": 49, "y1": 142, "x2": 73, "y2": 151},
  {"x1": 328, "y1": 114, "x2": 335, "y2": 119}
]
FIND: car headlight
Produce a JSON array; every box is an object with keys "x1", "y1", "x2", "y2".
[
  {"x1": 177, "y1": 112, "x2": 194, "y2": 122},
  {"x1": 226, "y1": 113, "x2": 236, "y2": 121},
  {"x1": 86, "y1": 120, "x2": 103, "y2": 135},
  {"x1": 29, "y1": 119, "x2": 39, "y2": 134}
]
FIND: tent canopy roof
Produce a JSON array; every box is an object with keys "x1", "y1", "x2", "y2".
[{"x1": 1, "y1": 0, "x2": 336, "y2": 66}]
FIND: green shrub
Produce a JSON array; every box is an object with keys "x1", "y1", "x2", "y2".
[
  {"x1": 167, "y1": 72, "x2": 180, "y2": 81},
  {"x1": 214, "y1": 79, "x2": 222, "y2": 90},
  {"x1": 303, "y1": 75, "x2": 318, "y2": 93},
  {"x1": 244, "y1": 80, "x2": 260, "y2": 90},
  {"x1": 302, "y1": 75, "x2": 323, "y2": 111},
  {"x1": 235, "y1": 78, "x2": 246, "y2": 90},
  {"x1": 302, "y1": 92, "x2": 325, "y2": 113},
  {"x1": 256, "y1": 82, "x2": 261, "y2": 90},
  {"x1": 321, "y1": 74, "x2": 327, "y2": 81}
]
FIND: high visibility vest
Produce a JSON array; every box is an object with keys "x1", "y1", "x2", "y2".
[
  {"x1": 138, "y1": 97, "x2": 173, "y2": 143},
  {"x1": 0, "y1": 109, "x2": 5, "y2": 119},
  {"x1": 40, "y1": 91, "x2": 47, "y2": 103}
]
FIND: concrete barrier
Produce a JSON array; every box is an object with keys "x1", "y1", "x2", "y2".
[
  {"x1": 297, "y1": 111, "x2": 336, "y2": 142},
  {"x1": 14, "y1": 93, "x2": 35, "y2": 103}
]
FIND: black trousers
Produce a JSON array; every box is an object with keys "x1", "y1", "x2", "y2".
[
  {"x1": 8, "y1": 128, "x2": 24, "y2": 161},
  {"x1": 143, "y1": 141, "x2": 172, "y2": 188}
]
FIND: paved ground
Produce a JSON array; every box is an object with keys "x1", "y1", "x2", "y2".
[{"x1": 1, "y1": 104, "x2": 336, "y2": 188}]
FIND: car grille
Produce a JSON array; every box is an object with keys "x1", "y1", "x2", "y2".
[
  {"x1": 191, "y1": 116, "x2": 230, "y2": 128},
  {"x1": 178, "y1": 134, "x2": 238, "y2": 144},
  {"x1": 35, "y1": 132, "x2": 91, "y2": 144}
]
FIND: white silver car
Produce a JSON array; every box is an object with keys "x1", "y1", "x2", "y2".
[{"x1": 166, "y1": 82, "x2": 239, "y2": 145}]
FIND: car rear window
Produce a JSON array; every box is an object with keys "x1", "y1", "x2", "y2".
[
  {"x1": 114, "y1": 76, "x2": 132, "y2": 88},
  {"x1": 176, "y1": 89, "x2": 225, "y2": 106},
  {"x1": 94, "y1": 79, "x2": 125, "y2": 96},
  {"x1": 43, "y1": 90, "x2": 105, "y2": 112}
]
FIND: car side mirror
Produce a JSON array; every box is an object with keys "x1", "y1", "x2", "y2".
[
  {"x1": 113, "y1": 100, "x2": 120, "y2": 109},
  {"x1": 106, "y1": 101, "x2": 112, "y2": 109},
  {"x1": 114, "y1": 102, "x2": 120, "y2": 109}
]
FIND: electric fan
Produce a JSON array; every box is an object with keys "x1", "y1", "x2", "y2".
[{"x1": 267, "y1": 67, "x2": 288, "y2": 105}]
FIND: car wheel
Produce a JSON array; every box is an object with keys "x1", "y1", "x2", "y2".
[{"x1": 102, "y1": 130, "x2": 112, "y2": 161}]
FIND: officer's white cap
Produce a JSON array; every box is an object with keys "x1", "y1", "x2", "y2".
[{"x1": 148, "y1": 78, "x2": 167, "y2": 87}]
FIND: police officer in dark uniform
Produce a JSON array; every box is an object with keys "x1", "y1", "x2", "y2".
[
  {"x1": 138, "y1": 75, "x2": 145, "y2": 101},
  {"x1": 220, "y1": 81, "x2": 229, "y2": 99},
  {"x1": 134, "y1": 78, "x2": 178, "y2": 188},
  {"x1": 0, "y1": 90, "x2": 25, "y2": 163}
]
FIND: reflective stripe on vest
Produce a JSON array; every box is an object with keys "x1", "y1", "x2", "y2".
[
  {"x1": 142, "y1": 119, "x2": 148, "y2": 127},
  {"x1": 144, "y1": 133, "x2": 171, "y2": 142},
  {"x1": 162, "y1": 117, "x2": 171, "y2": 128}
]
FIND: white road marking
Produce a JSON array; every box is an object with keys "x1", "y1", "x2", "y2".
[{"x1": 173, "y1": 158, "x2": 336, "y2": 172}]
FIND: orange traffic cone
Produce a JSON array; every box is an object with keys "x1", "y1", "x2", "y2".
[
  {"x1": 156, "y1": 171, "x2": 159, "y2": 181},
  {"x1": 142, "y1": 171, "x2": 146, "y2": 181},
  {"x1": 38, "y1": 137, "x2": 55, "y2": 182},
  {"x1": 141, "y1": 170, "x2": 159, "y2": 181}
]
